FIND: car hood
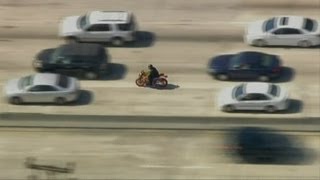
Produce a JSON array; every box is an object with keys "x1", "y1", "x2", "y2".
[
  {"x1": 209, "y1": 54, "x2": 233, "y2": 70},
  {"x1": 247, "y1": 20, "x2": 265, "y2": 36},
  {"x1": 36, "y1": 48, "x2": 55, "y2": 63},
  {"x1": 217, "y1": 87, "x2": 237, "y2": 108},
  {"x1": 4, "y1": 78, "x2": 22, "y2": 96},
  {"x1": 59, "y1": 16, "x2": 81, "y2": 36}
]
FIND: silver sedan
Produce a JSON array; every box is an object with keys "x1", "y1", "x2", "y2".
[{"x1": 4, "y1": 73, "x2": 80, "y2": 105}]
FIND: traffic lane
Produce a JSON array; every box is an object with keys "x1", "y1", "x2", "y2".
[
  {"x1": 0, "y1": 39, "x2": 319, "y2": 71},
  {"x1": 0, "y1": 39, "x2": 318, "y2": 117},
  {"x1": 0, "y1": 128, "x2": 318, "y2": 179},
  {"x1": 0, "y1": 0, "x2": 319, "y2": 40},
  {"x1": 0, "y1": 83, "x2": 304, "y2": 118}
]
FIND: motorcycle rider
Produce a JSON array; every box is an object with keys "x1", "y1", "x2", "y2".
[{"x1": 148, "y1": 64, "x2": 160, "y2": 86}]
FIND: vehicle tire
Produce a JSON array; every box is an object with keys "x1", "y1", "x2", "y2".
[
  {"x1": 224, "y1": 105, "x2": 235, "y2": 112},
  {"x1": 111, "y1": 37, "x2": 124, "y2": 46},
  {"x1": 254, "y1": 39, "x2": 267, "y2": 47},
  {"x1": 258, "y1": 75, "x2": 270, "y2": 82},
  {"x1": 65, "y1": 36, "x2": 78, "y2": 44},
  {"x1": 10, "y1": 97, "x2": 22, "y2": 105},
  {"x1": 216, "y1": 74, "x2": 229, "y2": 81},
  {"x1": 153, "y1": 78, "x2": 168, "y2": 88},
  {"x1": 265, "y1": 105, "x2": 276, "y2": 113},
  {"x1": 55, "y1": 97, "x2": 66, "y2": 105},
  {"x1": 84, "y1": 72, "x2": 98, "y2": 80},
  {"x1": 135, "y1": 78, "x2": 145, "y2": 87},
  {"x1": 298, "y1": 40, "x2": 311, "y2": 48}
]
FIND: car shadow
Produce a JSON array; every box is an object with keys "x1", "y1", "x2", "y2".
[
  {"x1": 102, "y1": 31, "x2": 156, "y2": 48},
  {"x1": 225, "y1": 127, "x2": 316, "y2": 165},
  {"x1": 254, "y1": 45, "x2": 320, "y2": 49},
  {"x1": 100, "y1": 63, "x2": 128, "y2": 80},
  {"x1": 272, "y1": 66, "x2": 295, "y2": 83},
  {"x1": 69, "y1": 90, "x2": 94, "y2": 106},
  {"x1": 283, "y1": 99, "x2": 303, "y2": 114},
  {"x1": 227, "y1": 99, "x2": 303, "y2": 114}
]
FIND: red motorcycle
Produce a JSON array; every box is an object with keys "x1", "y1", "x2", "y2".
[{"x1": 135, "y1": 70, "x2": 168, "y2": 88}]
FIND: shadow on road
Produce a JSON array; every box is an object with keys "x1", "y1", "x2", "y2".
[
  {"x1": 272, "y1": 66, "x2": 295, "y2": 83},
  {"x1": 100, "y1": 63, "x2": 128, "y2": 80},
  {"x1": 156, "y1": 84, "x2": 180, "y2": 90},
  {"x1": 71, "y1": 90, "x2": 94, "y2": 106},
  {"x1": 225, "y1": 127, "x2": 316, "y2": 165},
  {"x1": 103, "y1": 31, "x2": 156, "y2": 48}
]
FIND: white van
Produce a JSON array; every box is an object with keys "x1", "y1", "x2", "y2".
[{"x1": 59, "y1": 11, "x2": 137, "y2": 46}]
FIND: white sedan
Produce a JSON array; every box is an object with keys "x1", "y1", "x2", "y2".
[
  {"x1": 4, "y1": 73, "x2": 80, "y2": 105},
  {"x1": 217, "y1": 82, "x2": 289, "y2": 113},
  {"x1": 245, "y1": 16, "x2": 320, "y2": 47}
]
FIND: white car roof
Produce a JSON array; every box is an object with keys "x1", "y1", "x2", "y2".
[
  {"x1": 244, "y1": 82, "x2": 271, "y2": 94},
  {"x1": 88, "y1": 11, "x2": 131, "y2": 24},
  {"x1": 33, "y1": 73, "x2": 59, "y2": 86},
  {"x1": 275, "y1": 16, "x2": 304, "y2": 29}
]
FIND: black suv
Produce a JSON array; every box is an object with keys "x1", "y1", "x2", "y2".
[{"x1": 33, "y1": 43, "x2": 109, "y2": 80}]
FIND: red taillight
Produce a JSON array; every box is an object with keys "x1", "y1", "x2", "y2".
[{"x1": 272, "y1": 67, "x2": 281, "y2": 73}]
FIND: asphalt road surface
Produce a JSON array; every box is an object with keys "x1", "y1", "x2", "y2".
[
  {"x1": 0, "y1": 0, "x2": 319, "y2": 118},
  {"x1": 0, "y1": 128, "x2": 319, "y2": 180},
  {"x1": 0, "y1": 1, "x2": 319, "y2": 179}
]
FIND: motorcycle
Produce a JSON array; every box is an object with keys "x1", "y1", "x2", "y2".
[{"x1": 135, "y1": 70, "x2": 168, "y2": 88}]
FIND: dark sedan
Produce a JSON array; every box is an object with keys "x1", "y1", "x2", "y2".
[{"x1": 208, "y1": 51, "x2": 282, "y2": 81}]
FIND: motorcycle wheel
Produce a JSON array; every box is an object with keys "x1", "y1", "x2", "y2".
[
  {"x1": 135, "y1": 78, "x2": 145, "y2": 87},
  {"x1": 153, "y1": 78, "x2": 168, "y2": 88}
]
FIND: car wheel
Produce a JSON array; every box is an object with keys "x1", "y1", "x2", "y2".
[
  {"x1": 65, "y1": 36, "x2": 78, "y2": 44},
  {"x1": 55, "y1": 97, "x2": 66, "y2": 105},
  {"x1": 298, "y1": 40, "x2": 311, "y2": 48},
  {"x1": 258, "y1": 75, "x2": 270, "y2": 82},
  {"x1": 224, "y1": 105, "x2": 235, "y2": 112},
  {"x1": 10, "y1": 97, "x2": 22, "y2": 105},
  {"x1": 265, "y1": 105, "x2": 276, "y2": 113},
  {"x1": 254, "y1": 39, "x2": 267, "y2": 47},
  {"x1": 84, "y1": 72, "x2": 98, "y2": 80},
  {"x1": 111, "y1": 37, "x2": 124, "y2": 46},
  {"x1": 216, "y1": 74, "x2": 229, "y2": 81}
]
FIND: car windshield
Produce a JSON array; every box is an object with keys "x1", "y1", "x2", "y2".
[
  {"x1": 234, "y1": 84, "x2": 244, "y2": 99},
  {"x1": 50, "y1": 47, "x2": 65, "y2": 63},
  {"x1": 78, "y1": 15, "x2": 88, "y2": 29},
  {"x1": 261, "y1": 55, "x2": 273, "y2": 67},
  {"x1": 269, "y1": 84, "x2": 280, "y2": 97},
  {"x1": 303, "y1": 18, "x2": 316, "y2": 32},
  {"x1": 19, "y1": 75, "x2": 34, "y2": 89},
  {"x1": 264, "y1": 18, "x2": 276, "y2": 32},
  {"x1": 230, "y1": 54, "x2": 244, "y2": 68}
]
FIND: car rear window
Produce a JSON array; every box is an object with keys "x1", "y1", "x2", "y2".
[
  {"x1": 269, "y1": 84, "x2": 279, "y2": 97},
  {"x1": 57, "y1": 75, "x2": 69, "y2": 88},
  {"x1": 303, "y1": 18, "x2": 316, "y2": 32},
  {"x1": 117, "y1": 16, "x2": 135, "y2": 31}
]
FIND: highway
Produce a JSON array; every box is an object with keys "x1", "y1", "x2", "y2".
[
  {"x1": 0, "y1": 0, "x2": 319, "y2": 118},
  {"x1": 0, "y1": 128, "x2": 319, "y2": 180},
  {"x1": 0, "y1": 0, "x2": 319, "y2": 179}
]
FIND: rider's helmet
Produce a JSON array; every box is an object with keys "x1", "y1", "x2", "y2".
[{"x1": 148, "y1": 64, "x2": 153, "y2": 70}]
